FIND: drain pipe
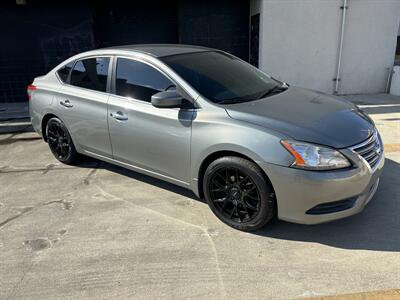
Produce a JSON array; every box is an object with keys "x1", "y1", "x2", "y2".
[{"x1": 334, "y1": 0, "x2": 348, "y2": 94}]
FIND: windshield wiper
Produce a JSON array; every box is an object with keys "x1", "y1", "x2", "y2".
[
  {"x1": 217, "y1": 83, "x2": 288, "y2": 104},
  {"x1": 257, "y1": 84, "x2": 288, "y2": 100}
]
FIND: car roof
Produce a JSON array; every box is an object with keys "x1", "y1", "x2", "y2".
[{"x1": 104, "y1": 44, "x2": 213, "y2": 58}]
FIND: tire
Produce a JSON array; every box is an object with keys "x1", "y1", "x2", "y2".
[
  {"x1": 46, "y1": 117, "x2": 79, "y2": 164},
  {"x1": 203, "y1": 156, "x2": 275, "y2": 231}
]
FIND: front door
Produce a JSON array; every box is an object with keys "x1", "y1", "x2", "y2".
[{"x1": 107, "y1": 57, "x2": 193, "y2": 183}]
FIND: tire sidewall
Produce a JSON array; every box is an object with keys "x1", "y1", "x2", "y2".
[
  {"x1": 203, "y1": 157, "x2": 274, "y2": 231},
  {"x1": 46, "y1": 118, "x2": 75, "y2": 164}
]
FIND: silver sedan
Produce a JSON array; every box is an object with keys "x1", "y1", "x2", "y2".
[{"x1": 28, "y1": 44, "x2": 384, "y2": 231}]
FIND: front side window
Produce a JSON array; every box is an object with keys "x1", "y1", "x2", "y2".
[
  {"x1": 115, "y1": 58, "x2": 173, "y2": 102},
  {"x1": 57, "y1": 61, "x2": 74, "y2": 83},
  {"x1": 70, "y1": 57, "x2": 110, "y2": 92},
  {"x1": 161, "y1": 51, "x2": 283, "y2": 104}
]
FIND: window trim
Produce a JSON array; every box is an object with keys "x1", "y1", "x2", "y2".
[
  {"x1": 56, "y1": 55, "x2": 113, "y2": 95},
  {"x1": 111, "y1": 55, "x2": 198, "y2": 107},
  {"x1": 54, "y1": 53, "x2": 200, "y2": 108}
]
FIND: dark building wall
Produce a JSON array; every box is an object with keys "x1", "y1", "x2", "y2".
[
  {"x1": 0, "y1": 0, "x2": 249, "y2": 103},
  {"x1": 0, "y1": 1, "x2": 95, "y2": 103},
  {"x1": 92, "y1": 1, "x2": 179, "y2": 48},
  {"x1": 178, "y1": 0, "x2": 249, "y2": 61}
]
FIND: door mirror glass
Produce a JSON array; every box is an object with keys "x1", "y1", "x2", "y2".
[{"x1": 151, "y1": 90, "x2": 183, "y2": 108}]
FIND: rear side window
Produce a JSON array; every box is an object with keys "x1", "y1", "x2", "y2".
[
  {"x1": 70, "y1": 57, "x2": 110, "y2": 92},
  {"x1": 115, "y1": 58, "x2": 172, "y2": 102},
  {"x1": 57, "y1": 61, "x2": 74, "y2": 83}
]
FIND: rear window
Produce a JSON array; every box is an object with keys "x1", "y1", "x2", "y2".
[
  {"x1": 70, "y1": 57, "x2": 110, "y2": 92},
  {"x1": 57, "y1": 61, "x2": 74, "y2": 83}
]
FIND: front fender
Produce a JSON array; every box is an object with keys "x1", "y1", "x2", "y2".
[{"x1": 190, "y1": 112, "x2": 294, "y2": 195}]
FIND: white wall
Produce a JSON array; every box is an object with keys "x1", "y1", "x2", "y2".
[
  {"x1": 251, "y1": 0, "x2": 400, "y2": 94},
  {"x1": 339, "y1": 0, "x2": 400, "y2": 94}
]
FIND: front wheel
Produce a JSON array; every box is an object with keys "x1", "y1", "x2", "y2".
[{"x1": 203, "y1": 156, "x2": 275, "y2": 231}]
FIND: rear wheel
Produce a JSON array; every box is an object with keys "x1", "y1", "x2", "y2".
[
  {"x1": 203, "y1": 156, "x2": 275, "y2": 231},
  {"x1": 46, "y1": 117, "x2": 79, "y2": 164}
]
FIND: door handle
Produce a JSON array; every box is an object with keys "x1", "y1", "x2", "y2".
[
  {"x1": 60, "y1": 99, "x2": 73, "y2": 108},
  {"x1": 110, "y1": 111, "x2": 128, "y2": 121}
]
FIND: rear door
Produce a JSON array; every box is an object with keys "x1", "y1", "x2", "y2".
[
  {"x1": 55, "y1": 56, "x2": 113, "y2": 157},
  {"x1": 107, "y1": 57, "x2": 194, "y2": 183}
]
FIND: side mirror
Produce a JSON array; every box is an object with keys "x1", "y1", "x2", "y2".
[{"x1": 151, "y1": 90, "x2": 183, "y2": 108}]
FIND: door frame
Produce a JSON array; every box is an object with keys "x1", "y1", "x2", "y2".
[
  {"x1": 106, "y1": 54, "x2": 197, "y2": 184},
  {"x1": 109, "y1": 54, "x2": 200, "y2": 108}
]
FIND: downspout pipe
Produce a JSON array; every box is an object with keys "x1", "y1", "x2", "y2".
[{"x1": 334, "y1": 0, "x2": 348, "y2": 94}]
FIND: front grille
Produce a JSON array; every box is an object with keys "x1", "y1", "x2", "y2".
[{"x1": 351, "y1": 131, "x2": 382, "y2": 168}]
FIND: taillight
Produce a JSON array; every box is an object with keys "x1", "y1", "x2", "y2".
[{"x1": 27, "y1": 84, "x2": 37, "y2": 100}]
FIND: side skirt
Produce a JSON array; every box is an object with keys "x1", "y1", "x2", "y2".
[{"x1": 81, "y1": 149, "x2": 192, "y2": 190}]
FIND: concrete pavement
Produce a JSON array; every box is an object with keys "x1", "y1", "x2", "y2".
[{"x1": 0, "y1": 94, "x2": 399, "y2": 299}]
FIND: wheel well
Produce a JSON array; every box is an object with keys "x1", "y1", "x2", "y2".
[
  {"x1": 41, "y1": 113, "x2": 58, "y2": 142},
  {"x1": 197, "y1": 151, "x2": 275, "y2": 199}
]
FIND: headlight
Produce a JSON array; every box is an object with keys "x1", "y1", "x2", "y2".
[{"x1": 281, "y1": 140, "x2": 351, "y2": 170}]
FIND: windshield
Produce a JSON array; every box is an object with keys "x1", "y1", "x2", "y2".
[{"x1": 161, "y1": 51, "x2": 284, "y2": 104}]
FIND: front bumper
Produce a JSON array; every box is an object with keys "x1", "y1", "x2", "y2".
[{"x1": 258, "y1": 149, "x2": 384, "y2": 224}]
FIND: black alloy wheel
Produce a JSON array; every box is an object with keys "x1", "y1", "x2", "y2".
[
  {"x1": 204, "y1": 156, "x2": 275, "y2": 231},
  {"x1": 209, "y1": 167, "x2": 261, "y2": 223},
  {"x1": 46, "y1": 118, "x2": 79, "y2": 164}
]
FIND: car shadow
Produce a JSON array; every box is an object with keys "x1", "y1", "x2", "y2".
[
  {"x1": 76, "y1": 157, "x2": 400, "y2": 252},
  {"x1": 255, "y1": 158, "x2": 400, "y2": 252},
  {"x1": 76, "y1": 157, "x2": 199, "y2": 201}
]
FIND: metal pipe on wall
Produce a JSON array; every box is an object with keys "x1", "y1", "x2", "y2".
[{"x1": 334, "y1": 0, "x2": 348, "y2": 94}]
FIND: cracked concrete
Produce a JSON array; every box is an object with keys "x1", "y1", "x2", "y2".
[
  {"x1": 0, "y1": 95, "x2": 399, "y2": 299},
  {"x1": 0, "y1": 199, "x2": 73, "y2": 230}
]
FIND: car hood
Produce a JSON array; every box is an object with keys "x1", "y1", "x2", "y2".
[{"x1": 225, "y1": 86, "x2": 374, "y2": 149}]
